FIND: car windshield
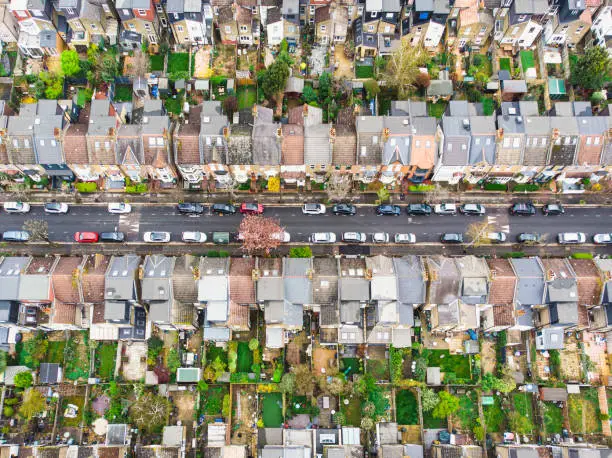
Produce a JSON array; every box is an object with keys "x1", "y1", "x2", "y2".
[
  {"x1": 305, "y1": 204, "x2": 318, "y2": 210},
  {"x1": 151, "y1": 233, "x2": 165, "y2": 241},
  {"x1": 114, "y1": 204, "x2": 125, "y2": 210},
  {"x1": 245, "y1": 204, "x2": 257, "y2": 210},
  {"x1": 47, "y1": 203, "x2": 60, "y2": 210}
]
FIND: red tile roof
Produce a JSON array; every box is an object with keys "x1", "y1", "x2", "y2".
[
  {"x1": 174, "y1": 123, "x2": 201, "y2": 164},
  {"x1": 281, "y1": 124, "x2": 304, "y2": 165},
  {"x1": 52, "y1": 300, "x2": 77, "y2": 325},
  {"x1": 486, "y1": 259, "x2": 516, "y2": 305},
  {"x1": 82, "y1": 255, "x2": 109, "y2": 303},
  {"x1": 52, "y1": 256, "x2": 83, "y2": 303},
  {"x1": 569, "y1": 258, "x2": 602, "y2": 306},
  {"x1": 492, "y1": 304, "x2": 515, "y2": 326},
  {"x1": 64, "y1": 124, "x2": 89, "y2": 164},
  {"x1": 230, "y1": 258, "x2": 256, "y2": 304}
]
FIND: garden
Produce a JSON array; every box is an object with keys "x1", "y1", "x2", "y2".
[
  {"x1": 46, "y1": 339, "x2": 66, "y2": 364},
  {"x1": 261, "y1": 392, "x2": 283, "y2": 427},
  {"x1": 541, "y1": 401, "x2": 564, "y2": 435},
  {"x1": 340, "y1": 357, "x2": 363, "y2": 378},
  {"x1": 60, "y1": 394, "x2": 85, "y2": 428},
  {"x1": 427, "y1": 350, "x2": 473, "y2": 383},
  {"x1": 395, "y1": 389, "x2": 419, "y2": 425},
  {"x1": 366, "y1": 357, "x2": 389, "y2": 381},
  {"x1": 227, "y1": 339, "x2": 261, "y2": 383},
  {"x1": 340, "y1": 395, "x2": 362, "y2": 427},
  {"x1": 237, "y1": 85, "x2": 257, "y2": 110},
  {"x1": 455, "y1": 391, "x2": 478, "y2": 431},
  {"x1": 168, "y1": 53, "x2": 190, "y2": 79},
  {"x1": 94, "y1": 342, "x2": 117, "y2": 380},
  {"x1": 200, "y1": 385, "x2": 230, "y2": 416},
  {"x1": 483, "y1": 395, "x2": 504, "y2": 433},
  {"x1": 428, "y1": 101, "x2": 448, "y2": 119},
  {"x1": 568, "y1": 389, "x2": 602, "y2": 434},
  {"x1": 150, "y1": 54, "x2": 164, "y2": 72},
  {"x1": 499, "y1": 57, "x2": 512, "y2": 73},
  {"x1": 113, "y1": 85, "x2": 133, "y2": 102}
]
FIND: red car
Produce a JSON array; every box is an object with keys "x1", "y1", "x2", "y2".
[
  {"x1": 74, "y1": 232, "x2": 99, "y2": 243},
  {"x1": 239, "y1": 203, "x2": 264, "y2": 215}
]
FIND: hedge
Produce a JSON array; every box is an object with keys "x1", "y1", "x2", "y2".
[
  {"x1": 290, "y1": 247, "x2": 312, "y2": 258},
  {"x1": 502, "y1": 252, "x2": 526, "y2": 258},
  {"x1": 571, "y1": 253, "x2": 594, "y2": 259},
  {"x1": 484, "y1": 182, "x2": 507, "y2": 191},
  {"x1": 513, "y1": 184, "x2": 540, "y2": 192},
  {"x1": 125, "y1": 183, "x2": 148, "y2": 193},
  {"x1": 76, "y1": 182, "x2": 98, "y2": 193},
  {"x1": 409, "y1": 184, "x2": 435, "y2": 192}
]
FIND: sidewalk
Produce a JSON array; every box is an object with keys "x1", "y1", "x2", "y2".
[{"x1": 1, "y1": 189, "x2": 611, "y2": 206}]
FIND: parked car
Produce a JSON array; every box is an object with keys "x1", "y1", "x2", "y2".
[
  {"x1": 302, "y1": 203, "x2": 326, "y2": 215},
  {"x1": 543, "y1": 204, "x2": 565, "y2": 215},
  {"x1": 44, "y1": 202, "x2": 69, "y2": 214},
  {"x1": 342, "y1": 232, "x2": 366, "y2": 243},
  {"x1": 460, "y1": 203, "x2": 485, "y2": 215},
  {"x1": 395, "y1": 233, "x2": 416, "y2": 243},
  {"x1": 375, "y1": 205, "x2": 401, "y2": 216},
  {"x1": 332, "y1": 203, "x2": 356, "y2": 215},
  {"x1": 177, "y1": 203, "x2": 204, "y2": 215},
  {"x1": 434, "y1": 203, "x2": 457, "y2": 215},
  {"x1": 518, "y1": 233, "x2": 542, "y2": 244},
  {"x1": 144, "y1": 231, "x2": 171, "y2": 243},
  {"x1": 441, "y1": 233, "x2": 463, "y2": 243},
  {"x1": 406, "y1": 203, "x2": 432, "y2": 216},
  {"x1": 271, "y1": 231, "x2": 291, "y2": 243},
  {"x1": 182, "y1": 231, "x2": 207, "y2": 243},
  {"x1": 558, "y1": 232, "x2": 586, "y2": 244},
  {"x1": 510, "y1": 202, "x2": 536, "y2": 216},
  {"x1": 74, "y1": 232, "x2": 99, "y2": 243},
  {"x1": 486, "y1": 232, "x2": 507, "y2": 243},
  {"x1": 212, "y1": 204, "x2": 236, "y2": 215},
  {"x1": 593, "y1": 233, "x2": 612, "y2": 244},
  {"x1": 212, "y1": 232, "x2": 230, "y2": 244},
  {"x1": 108, "y1": 203, "x2": 132, "y2": 214},
  {"x1": 310, "y1": 232, "x2": 336, "y2": 243},
  {"x1": 372, "y1": 232, "x2": 390, "y2": 243},
  {"x1": 100, "y1": 232, "x2": 126, "y2": 242},
  {"x1": 2, "y1": 231, "x2": 29, "y2": 242},
  {"x1": 239, "y1": 203, "x2": 264, "y2": 215},
  {"x1": 3, "y1": 202, "x2": 30, "y2": 214}
]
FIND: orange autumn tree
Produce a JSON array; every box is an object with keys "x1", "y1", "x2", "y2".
[{"x1": 239, "y1": 215, "x2": 284, "y2": 255}]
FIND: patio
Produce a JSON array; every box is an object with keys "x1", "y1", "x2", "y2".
[{"x1": 312, "y1": 347, "x2": 337, "y2": 374}]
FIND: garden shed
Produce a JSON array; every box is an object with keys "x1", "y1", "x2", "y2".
[
  {"x1": 427, "y1": 367, "x2": 441, "y2": 385},
  {"x1": 176, "y1": 367, "x2": 201, "y2": 383},
  {"x1": 548, "y1": 78, "x2": 567, "y2": 99},
  {"x1": 540, "y1": 387, "x2": 568, "y2": 402}
]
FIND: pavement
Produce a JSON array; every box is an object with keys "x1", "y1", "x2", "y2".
[{"x1": 0, "y1": 204, "x2": 610, "y2": 253}]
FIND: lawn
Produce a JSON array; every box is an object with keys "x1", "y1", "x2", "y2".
[
  {"x1": 46, "y1": 340, "x2": 66, "y2": 364},
  {"x1": 428, "y1": 350, "x2": 471, "y2": 380},
  {"x1": 520, "y1": 50, "x2": 535, "y2": 70},
  {"x1": 396, "y1": 390, "x2": 419, "y2": 425},
  {"x1": 163, "y1": 94, "x2": 183, "y2": 115},
  {"x1": 207, "y1": 345, "x2": 228, "y2": 365},
  {"x1": 542, "y1": 401, "x2": 563, "y2": 434},
  {"x1": 236, "y1": 85, "x2": 256, "y2": 110},
  {"x1": 355, "y1": 65, "x2": 374, "y2": 79},
  {"x1": 202, "y1": 385, "x2": 229, "y2": 416},
  {"x1": 457, "y1": 393, "x2": 478, "y2": 430},
  {"x1": 168, "y1": 53, "x2": 190, "y2": 74},
  {"x1": 61, "y1": 395, "x2": 84, "y2": 428},
  {"x1": 423, "y1": 407, "x2": 446, "y2": 429},
  {"x1": 113, "y1": 85, "x2": 132, "y2": 102},
  {"x1": 499, "y1": 58, "x2": 512, "y2": 72},
  {"x1": 428, "y1": 101, "x2": 448, "y2": 118},
  {"x1": 340, "y1": 358, "x2": 362, "y2": 377},
  {"x1": 150, "y1": 54, "x2": 164, "y2": 72},
  {"x1": 568, "y1": 389, "x2": 601, "y2": 434},
  {"x1": 341, "y1": 396, "x2": 362, "y2": 426},
  {"x1": 262, "y1": 393, "x2": 283, "y2": 427},
  {"x1": 95, "y1": 343, "x2": 117, "y2": 380},
  {"x1": 483, "y1": 396, "x2": 504, "y2": 432},
  {"x1": 471, "y1": 54, "x2": 492, "y2": 77},
  {"x1": 366, "y1": 358, "x2": 389, "y2": 381},
  {"x1": 513, "y1": 393, "x2": 534, "y2": 422},
  {"x1": 237, "y1": 341, "x2": 253, "y2": 373}
]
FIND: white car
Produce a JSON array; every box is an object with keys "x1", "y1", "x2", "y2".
[
  {"x1": 271, "y1": 231, "x2": 291, "y2": 243},
  {"x1": 486, "y1": 232, "x2": 507, "y2": 243},
  {"x1": 558, "y1": 232, "x2": 586, "y2": 244},
  {"x1": 302, "y1": 203, "x2": 326, "y2": 215},
  {"x1": 342, "y1": 232, "x2": 367, "y2": 243},
  {"x1": 434, "y1": 203, "x2": 457, "y2": 215},
  {"x1": 108, "y1": 203, "x2": 132, "y2": 214},
  {"x1": 44, "y1": 202, "x2": 69, "y2": 214},
  {"x1": 310, "y1": 232, "x2": 336, "y2": 243},
  {"x1": 372, "y1": 232, "x2": 390, "y2": 243},
  {"x1": 3, "y1": 202, "x2": 30, "y2": 214},
  {"x1": 144, "y1": 231, "x2": 171, "y2": 243},
  {"x1": 593, "y1": 233, "x2": 612, "y2": 244},
  {"x1": 182, "y1": 231, "x2": 207, "y2": 243},
  {"x1": 395, "y1": 233, "x2": 416, "y2": 243}
]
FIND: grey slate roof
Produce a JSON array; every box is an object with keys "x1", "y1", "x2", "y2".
[
  {"x1": 523, "y1": 116, "x2": 551, "y2": 135},
  {"x1": 0, "y1": 257, "x2": 29, "y2": 301},
  {"x1": 304, "y1": 124, "x2": 333, "y2": 165},
  {"x1": 427, "y1": 80, "x2": 453, "y2": 97},
  {"x1": 393, "y1": 256, "x2": 426, "y2": 304},
  {"x1": 511, "y1": 258, "x2": 545, "y2": 306},
  {"x1": 265, "y1": 299, "x2": 303, "y2": 326},
  {"x1": 535, "y1": 327, "x2": 564, "y2": 350},
  {"x1": 513, "y1": 0, "x2": 548, "y2": 13},
  {"x1": 391, "y1": 100, "x2": 427, "y2": 117},
  {"x1": 105, "y1": 255, "x2": 140, "y2": 301},
  {"x1": 283, "y1": 257, "x2": 313, "y2": 305}
]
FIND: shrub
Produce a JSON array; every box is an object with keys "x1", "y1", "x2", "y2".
[
  {"x1": 222, "y1": 394, "x2": 231, "y2": 417},
  {"x1": 125, "y1": 183, "x2": 148, "y2": 193},
  {"x1": 4, "y1": 398, "x2": 18, "y2": 406},
  {"x1": 484, "y1": 182, "x2": 507, "y2": 191},
  {"x1": 408, "y1": 184, "x2": 435, "y2": 192},
  {"x1": 14, "y1": 371, "x2": 33, "y2": 389},
  {"x1": 249, "y1": 338, "x2": 259, "y2": 351},
  {"x1": 3, "y1": 407, "x2": 13, "y2": 417},
  {"x1": 76, "y1": 182, "x2": 98, "y2": 193},
  {"x1": 513, "y1": 183, "x2": 540, "y2": 192},
  {"x1": 571, "y1": 253, "x2": 593, "y2": 259},
  {"x1": 502, "y1": 252, "x2": 526, "y2": 259},
  {"x1": 290, "y1": 247, "x2": 312, "y2": 258}
]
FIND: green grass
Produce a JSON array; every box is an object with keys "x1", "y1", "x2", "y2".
[
  {"x1": 163, "y1": 94, "x2": 183, "y2": 115},
  {"x1": 499, "y1": 58, "x2": 512, "y2": 72},
  {"x1": 355, "y1": 65, "x2": 374, "y2": 79},
  {"x1": 366, "y1": 358, "x2": 389, "y2": 380},
  {"x1": 341, "y1": 396, "x2": 362, "y2": 426},
  {"x1": 423, "y1": 408, "x2": 446, "y2": 429},
  {"x1": 340, "y1": 358, "x2": 362, "y2": 377},
  {"x1": 542, "y1": 402, "x2": 563, "y2": 434},
  {"x1": 428, "y1": 101, "x2": 448, "y2": 118},
  {"x1": 484, "y1": 396, "x2": 504, "y2": 432},
  {"x1": 396, "y1": 390, "x2": 419, "y2": 425},
  {"x1": 262, "y1": 393, "x2": 283, "y2": 427},
  {"x1": 202, "y1": 385, "x2": 228, "y2": 415},
  {"x1": 427, "y1": 350, "x2": 471, "y2": 379},
  {"x1": 568, "y1": 389, "x2": 601, "y2": 434},
  {"x1": 457, "y1": 393, "x2": 478, "y2": 429},
  {"x1": 207, "y1": 345, "x2": 228, "y2": 365},
  {"x1": 237, "y1": 341, "x2": 253, "y2": 373},
  {"x1": 113, "y1": 85, "x2": 132, "y2": 102},
  {"x1": 237, "y1": 85, "x2": 256, "y2": 110},
  {"x1": 95, "y1": 343, "x2": 117, "y2": 380},
  {"x1": 168, "y1": 53, "x2": 189, "y2": 74},
  {"x1": 150, "y1": 54, "x2": 164, "y2": 72},
  {"x1": 471, "y1": 54, "x2": 492, "y2": 77},
  {"x1": 520, "y1": 51, "x2": 535, "y2": 70},
  {"x1": 61, "y1": 395, "x2": 84, "y2": 427},
  {"x1": 46, "y1": 341, "x2": 66, "y2": 364},
  {"x1": 513, "y1": 393, "x2": 534, "y2": 421}
]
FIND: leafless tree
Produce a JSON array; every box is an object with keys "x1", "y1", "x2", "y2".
[
  {"x1": 23, "y1": 219, "x2": 49, "y2": 242},
  {"x1": 382, "y1": 42, "x2": 429, "y2": 98},
  {"x1": 326, "y1": 173, "x2": 352, "y2": 202},
  {"x1": 466, "y1": 220, "x2": 492, "y2": 247},
  {"x1": 129, "y1": 392, "x2": 171, "y2": 432},
  {"x1": 238, "y1": 215, "x2": 284, "y2": 255}
]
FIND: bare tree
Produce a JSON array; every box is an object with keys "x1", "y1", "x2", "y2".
[
  {"x1": 326, "y1": 173, "x2": 352, "y2": 202},
  {"x1": 238, "y1": 215, "x2": 284, "y2": 255},
  {"x1": 125, "y1": 51, "x2": 150, "y2": 78},
  {"x1": 7, "y1": 182, "x2": 30, "y2": 201},
  {"x1": 129, "y1": 392, "x2": 171, "y2": 432},
  {"x1": 466, "y1": 220, "x2": 492, "y2": 247},
  {"x1": 23, "y1": 219, "x2": 49, "y2": 242},
  {"x1": 381, "y1": 42, "x2": 429, "y2": 98}
]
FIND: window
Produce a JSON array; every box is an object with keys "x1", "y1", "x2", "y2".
[
  {"x1": 485, "y1": 138, "x2": 491, "y2": 145},
  {"x1": 144, "y1": 23, "x2": 151, "y2": 31},
  {"x1": 177, "y1": 25, "x2": 184, "y2": 32},
  {"x1": 368, "y1": 24, "x2": 375, "y2": 31},
  {"x1": 541, "y1": 138, "x2": 547, "y2": 146},
  {"x1": 51, "y1": 140, "x2": 56, "y2": 147},
  {"x1": 148, "y1": 34, "x2": 157, "y2": 44},
  {"x1": 12, "y1": 139, "x2": 18, "y2": 147},
  {"x1": 513, "y1": 137, "x2": 520, "y2": 148},
  {"x1": 511, "y1": 26, "x2": 519, "y2": 35},
  {"x1": 358, "y1": 6, "x2": 363, "y2": 14},
  {"x1": 90, "y1": 23, "x2": 97, "y2": 30},
  {"x1": 525, "y1": 138, "x2": 530, "y2": 146},
  {"x1": 503, "y1": 137, "x2": 511, "y2": 147},
  {"x1": 138, "y1": 9, "x2": 146, "y2": 15},
  {"x1": 309, "y1": 6, "x2": 315, "y2": 14},
  {"x1": 361, "y1": 146, "x2": 367, "y2": 156},
  {"x1": 300, "y1": 6, "x2": 305, "y2": 14},
  {"x1": 39, "y1": 139, "x2": 44, "y2": 146},
  {"x1": 149, "y1": 138, "x2": 156, "y2": 146},
  {"x1": 348, "y1": 5, "x2": 353, "y2": 14},
  {"x1": 72, "y1": 21, "x2": 83, "y2": 30},
  {"x1": 461, "y1": 144, "x2": 467, "y2": 150},
  {"x1": 564, "y1": 136, "x2": 570, "y2": 145},
  {"x1": 240, "y1": 25, "x2": 248, "y2": 32},
  {"x1": 372, "y1": 136, "x2": 378, "y2": 144},
  {"x1": 463, "y1": 26, "x2": 471, "y2": 35},
  {"x1": 206, "y1": 137, "x2": 211, "y2": 146},
  {"x1": 475, "y1": 138, "x2": 481, "y2": 145},
  {"x1": 554, "y1": 137, "x2": 561, "y2": 145},
  {"x1": 104, "y1": 141, "x2": 110, "y2": 149},
  {"x1": 586, "y1": 137, "x2": 592, "y2": 145},
  {"x1": 225, "y1": 25, "x2": 231, "y2": 33},
  {"x1": 16, "y1": 10, "x2": 27, "y2": 17},
  {"x1": 24, "y1": 139, "x2": 29, "y2": 148},
  {"x1": 371, "y1": 11, "x2": 377, "y2": 17},
  {"x1": 122, "y1": 9, "x2": 129, "y2": 15},
  {"x1": 65, "y1": 7, "x2": 74, "y2": 14},
  {"x1": 426, "y1": 140, "x2": 431, "y2": 147},
  {"x1": 128, "y1": 23, "x2": 136, "y2": 30},
  {"x1": 572, "y1": 137, "x2": 577, "y2": 145},
  {"x1": 384, "y1": 25, "x2": 390, "y2": 33},
  {"x1": 216, "y1": 137, "x2": 222, "y2": 146},
  {"x1": 288, "y1": 25, "x2": 295, "y2": 33},
  {"x1": 594, "y1": 137, "x2": 600, "y2": 145},
  {"x1": 156, "y1": 138, "x2": 164, "y2": 146},
  {"x1": 447, "y1": 143, "x2": 452, "y2": 152},
  {"x1": 320, "y1": 24, "x2": 326, "y2": 31},
  {"x1": 415, "y1": 140, "x2": 421, "y2": 147}
]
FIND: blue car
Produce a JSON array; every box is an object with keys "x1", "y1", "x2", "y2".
[{"x1": 376, "y1": 205, "x2": 401, "y2": 216}]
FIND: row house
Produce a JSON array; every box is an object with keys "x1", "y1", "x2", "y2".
[
  {"x1": 266, "y1": 3, "x2": 300, "y2": 46},
  {"x1": 217, "y1": 2, "x2": 260, "y2": 45},
  {"x1": 314, "y1": 4, "x2": 349, "y2": 44},
  {"x1": 543, "y1": 0, "x2": 591, "y2": 48},
  {"x1": 9, "y1": 0, "x2": 58, "y2": 57},
  {"x1": 0, "y1": 5, "x2": 20, "y2": 42},
  {"x1": 354, "y1": 0, "x2": 402, "y2": 58},
  {"x1": 116, "y1": 0, "x2": 160, "y2": 51},
  {"x1": 400, "y1": 0, "x2": 449, "y2": 52},
  {"x1": 449, "y1": 0, "x2": 494, "y2": 52},
  {"x1": 494, "y1": 0, "x2": 545, "y2": 52},
  {"x1": 166, "y1": 0, "x2": 213, "y2": 46},
  {"x1": 53, "y1": 0, "x2": 109, "y2": 53},
  {"x1": 587, "y1": 5, "x2": 611, "y2": 55}
]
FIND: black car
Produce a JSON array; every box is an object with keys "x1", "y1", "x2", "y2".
[
  {"x1": 441, "y1": 233, "x2": 464, "y2": 243},
  {"x1": 177, "y1": 203, "x2": 204, "y2": 215},
  {"x1": 376, "y1": 205, "x2": 401, "y2": 216},
  {"x1": 543, "y1": 203, "x2": 565, "y2": 215},
  {"x1": 517, "y1": 233, "x2": 541, "y2": 244},
  {"x1": 406, "y1": 203, "x2": 432, "y2": 216},
  {"x1": 510, "y1": 202, "x2": 536, "y2": 216},
  {"x1": 332, "y1": 203, "x2": 356, "y2": 215},
  {"x1": 212, "y1": 203, "x2": 237, "y2": 215},
  {"x1": 100, "y1": 231, "x2": 126, "y2": 242}
]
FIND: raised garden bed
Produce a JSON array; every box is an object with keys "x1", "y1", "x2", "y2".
[{"x1": 237, "y1": 85, "x2": 256, "y2": 110}]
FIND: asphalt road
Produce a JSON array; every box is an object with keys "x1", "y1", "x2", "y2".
[{"x1": 0, "y1": 204, "x2": 611, "y2": 245}]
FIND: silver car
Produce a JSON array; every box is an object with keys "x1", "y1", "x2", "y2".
[
  {"x1": 3, "y1": 202, "x2": 30, "y2": 213},
  {"x1": 342, "y1": 232, "x2": 366, "y2": 243},
  {"x1": 395, "y1": 233, "x2": 416, "y2": 243},
  {"x1": 2, "y1": 231, "x2": 29, "y2": 242},
  {"x1": 558, "y1": 232, "x2": 586, "y2": 244},
  {"x1": 181, "y1": 231, "x2": 207, "y2": 243},
  {"x1": 144, "y1": 231, "x2": 171, "y2": 243},
  {"x1": 302, "y1": 203, "x2": 326, "y2": 215},
  {"x1": 372, "y1": 232, "x2": 390, "y2": 243},
  {"x1": 310, "y1": 232, "x2": 336, "y2": 243}
]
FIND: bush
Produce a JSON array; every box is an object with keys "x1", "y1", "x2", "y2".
[
  {"x1": 408, "y1": 184, "x2": 435, "y2": 192},
  {"x1": 502, "y1": 252, "x2": 526, "y2": 258},
  {"x1": 290, "y1": 247, "x2": 312, "y2": 258},
  {"x1": 222, "y1": 394, "x2": 231, "y2": 417},
  {"x1": 571, "y1": 253, "x2": 593, "y2": 259},
  {"x1": 484, "y1": 182, "x2": 507, "y2": 191},
  {"x1": 76, "y1": 182, "x2": 98, "y2": 193},
  {"x1": 513, "y1": 183, "x2": 540, "y2": 192},
  {"x1": 2, "y1": 407, "x2": 13, "y2": 417},
  {"x1": 125, "y1": 183, "x2": 148, "y2": 193}
]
